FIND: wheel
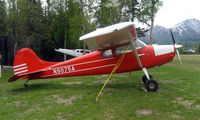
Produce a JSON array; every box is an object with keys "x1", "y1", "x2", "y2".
[
  {"x1": 142, "y1": 74, "x2": 153, "y2": 84},
  {"x1": 145, "y1": 79, "x2": 159, "y2": 92}
]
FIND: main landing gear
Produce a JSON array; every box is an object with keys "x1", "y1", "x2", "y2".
[{"x1": 142, "y1": 74, "x2": 159, "y2": 92}]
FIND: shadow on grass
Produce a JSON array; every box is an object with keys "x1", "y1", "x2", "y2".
[{"x1": 10, "y1": 81, "x2": 141, "y2": 94}]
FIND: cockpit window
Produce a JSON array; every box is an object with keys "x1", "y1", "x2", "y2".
[
  {"x1": 116, "y1": 45, "x2": 132, "y2": 55},
  {"x1": 80, "y1": 50, "x2": 84, "y2": 53},
  {"x1": 102, "y1": 49, "x2": 112, "y2": 57},
  {"x1": 115, "y1": 39, "x2": 146, "y2": 55},
  {"x1": 86, "y1": 51, "x2": 90, "y2": 53}
]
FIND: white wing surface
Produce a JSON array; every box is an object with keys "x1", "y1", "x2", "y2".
[
  {"x1": 79, "y1": 22, "x2": 137, "y2": 49},
  {"x1": 55, "y1": 49, "x2": 82, "y2": 57}
]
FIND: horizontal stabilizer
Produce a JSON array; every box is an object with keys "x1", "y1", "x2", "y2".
[{"x1": 8, "y1": 69, "x2": 44, "y2": 82}]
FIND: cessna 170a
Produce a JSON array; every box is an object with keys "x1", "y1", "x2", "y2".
[{"x1": 9, "y1": 22, "x2": 182, "y2": 92}]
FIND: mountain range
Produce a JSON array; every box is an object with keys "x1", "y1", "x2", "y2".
[{"x1": 141, "y1": 18, "x2": 200, "y2": 46}]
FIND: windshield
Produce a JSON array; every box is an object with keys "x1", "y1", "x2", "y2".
[
  {"x1": 115, "y1": 39, "x2": 146, "y2": 55},
  {"x1": 135, "y1": 39, "x2": 147, "y2": 48}
]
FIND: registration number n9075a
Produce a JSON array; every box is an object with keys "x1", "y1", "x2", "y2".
[{"x1": 52, "y1": 65, "x2": 75, "y2": 74}]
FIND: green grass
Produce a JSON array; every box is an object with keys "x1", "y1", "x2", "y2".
[{"x1": 1, "y1": 55, "x2": 200, "y2": 120}]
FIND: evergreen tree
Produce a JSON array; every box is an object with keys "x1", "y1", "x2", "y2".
[
  {"x1": 0, "y1": 0, "x2": 6, "y2": 37},
  {"x1": 198, "y1": 44, "x2": 200, "y2": 53},
  {"x1": 0, "y1": 0, "x2": 7, "y2": 64},
  {"x1": 7, "y1": 0, "x2": 19, "y2": 64}
]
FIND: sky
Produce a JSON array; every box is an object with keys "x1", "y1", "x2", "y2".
[{"x1": 154, "y1": 0, "x2": 200, "y2": 28}]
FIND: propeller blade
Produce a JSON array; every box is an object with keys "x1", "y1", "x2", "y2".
[
  {"x1": 170, "y1": 29, "x2": 183, "y2": 65},
  {"x1": 176, "y1": 49, "x2": 182, "y2": 65},
  {"x1": 170, "y1": 29, "x2": 176, "y2": 44}
]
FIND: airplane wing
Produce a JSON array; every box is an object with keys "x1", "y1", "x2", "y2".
[
  {"x1": 80, "y1": 22, "x2": 149, "y2": 80},
  {"x1": 55, "y1": 48, "x2": 82, "y2": 57},
  {"x1": 79, "y1": 22, "x2": 137, "y2": 49}
]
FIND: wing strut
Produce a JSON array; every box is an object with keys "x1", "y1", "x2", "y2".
[{"x1": 129, "y1": 39, "x2": 150, "y2": 79}]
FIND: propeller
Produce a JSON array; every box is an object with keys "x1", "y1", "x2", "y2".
[{"x1": 170, "y1": 29, "x2": 183, "y2": 65}]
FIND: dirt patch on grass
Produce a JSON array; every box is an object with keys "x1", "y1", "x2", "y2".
[
  {"x1": 159, "y1": 79, "x2": 175, "y2": 83},
  {"x1": 55, "y1": 112, "x2": 67, "y2": 120},
  {"x1": 171, "y1": 114, "x2": 182, "y2": 119},
  {"x1": 173, "y1": 97, "x2": 194, "y2": 108},
  {"x1": 102, "y1": 88, "x2": 116, "y2": 94},
  {"x1": 135, "y1": 109, "x2": 153, "y2": 116},
  {"x1": 92, "y1": 79, "x2": 113, "y2": 84},
  {"x1": 26, "y1": 104, "x2": 41, "y2": 113},
  {"x1": 50, "y1": 95, "x2": 81, "y2": 106},
  {"x1": 104, "y1": 110, "x2": 115, "y2": 119},
  {"x1": 12, "y1": 101, "x2": 27, "y2": 107},
  {"x1": 93, "y1": 75, "x2": 107, "y2": 79},
  {"x1": 13, "y1": 101, "x2": 23, "y2": 107},
  {"x1": 195, "y1": 105, "x2": 200, "y2": 109},
  {"x1": 61, "y1": 81, "x2": 83, "y2": 85},
  {"x1": 155, "y1": 71, "x2": 168, "y2": 75}
]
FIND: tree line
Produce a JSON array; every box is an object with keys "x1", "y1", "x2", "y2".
[{"x1": 0, "y1": 0, "x2": 162, "y2": 65}]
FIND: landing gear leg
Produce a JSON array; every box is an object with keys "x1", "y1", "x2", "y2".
[
  {"x1": 142, "y1": 68, "x2": 150, "y2": 80},
  {"x1": 141, "y1": 68, "x2": 159, "y2": 92},
  {"x1": 142, "y1": 74, "x2": 153, "y2": 84},
  {"x1": 24, "y1": 79, "x2": 30, "y2": 88},
  {"x1": 129, "y1": 40, "x2": 159, "y2": 92},
  {"x1": 128, "y1": 72, "x2": 131, "y2": 80}
]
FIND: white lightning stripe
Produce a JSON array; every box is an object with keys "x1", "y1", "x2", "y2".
[
  {"x1": 13, "y1": 63, "x2": 27, "y2": 69},
  {"x1": 14, "y1": 66, "x2": 28, "y2": 72},
  {"x1": 75, "y1": 64, "x2": 116, "y2": 73},
  {"x1": 15, "y1": 69, "x2": 28, "y2": 75},
  {"x1": 138, "y1": 54, "x2": 145, "y2": 57},
  {"x1": 49, "y1": 57, "x2": 114, "y2": 69},
  {"x1": 73, "y1": 57, "x2": 114, "y2": 66},
  {"x1": 43, "y1": 64, "x2": 116, "y2": 78}
]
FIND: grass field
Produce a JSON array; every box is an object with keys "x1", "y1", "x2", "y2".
[{"x1": 1, "y1": 55, "x2": 200, "y2": 120}]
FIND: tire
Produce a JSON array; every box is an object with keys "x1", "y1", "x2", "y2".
[
  {"x1": 145, "y1": 79, "x2": 159, "y2": 92},
  {"x1": 142, "y1": 74, "x2": 153, "y2": 84}
]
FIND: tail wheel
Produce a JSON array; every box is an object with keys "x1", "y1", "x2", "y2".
[
  {"x1": 142, "y1": 74, "x2": 153, "y2": 84},
  {"x1": 145, "y1": 79, "x2": 159, "y2": 92}
]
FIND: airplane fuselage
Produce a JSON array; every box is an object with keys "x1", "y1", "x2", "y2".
[{"x1": 29, "y1": 45, "x2": 176, "y2": 80}]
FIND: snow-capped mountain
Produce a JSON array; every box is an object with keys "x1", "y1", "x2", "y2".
[{"x1": 142, "y1": 18, "x2": 200, "y2": 46}]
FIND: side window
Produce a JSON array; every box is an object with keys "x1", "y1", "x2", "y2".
[
  {"x1": 80, "y1": 50, "x2": 84, "y2": 53},
  {"x1": 102, "y1": 49, "x2": 112, "y2": 57},
  {"x1": 115, "y1": 45, "x2": 132, "y2": 55},
  {"x1": 86, "y1": 51, "x2": 90, "y2": 53}
]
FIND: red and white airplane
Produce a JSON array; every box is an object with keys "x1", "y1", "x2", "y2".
[{"x1": 8, "y1": 22, "x2": 182, "y2": 92}]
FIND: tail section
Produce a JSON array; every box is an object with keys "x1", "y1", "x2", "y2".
[{"x1": 9, "y1": 48, "x2": 56, "y2": 82}]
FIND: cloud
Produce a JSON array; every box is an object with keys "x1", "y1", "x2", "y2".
[{"x1": 154, "y1": 0, "x2": 200, "y2": 28}]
